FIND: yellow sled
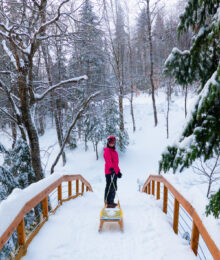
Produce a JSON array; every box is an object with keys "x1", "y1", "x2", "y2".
[{"x1": 98, "y1": 202, "x2": 123, "y2": 232}]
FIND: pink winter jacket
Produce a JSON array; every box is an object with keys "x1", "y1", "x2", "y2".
[{"x1": 104, "y1": 147, "x2": 120, "y2": 175}]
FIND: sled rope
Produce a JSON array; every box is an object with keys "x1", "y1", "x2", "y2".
[{"x1": 104, "y1": 174, "x2": 119, "y2": 204}]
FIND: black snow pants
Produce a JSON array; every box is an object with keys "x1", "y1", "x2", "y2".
[{"x1": 104, "y1": 174, "x2": 117, "y2": 204}]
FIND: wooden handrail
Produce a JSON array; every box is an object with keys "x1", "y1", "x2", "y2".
[
  {"x1": 142, "y1": 175, "x2": 220, "y2": 260},
  {"x1": 0, "y1": 174, "x2": 93, "y2": 256}
]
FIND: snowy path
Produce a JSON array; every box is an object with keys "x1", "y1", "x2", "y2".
[
  {"x1": 23, "y1": 183, "x2": 195, "y2": 260},
  {"x1": 22, "y1": 93, "x2": 197, "y2": 259},
  {"x1": 0, "y1": 92, "x2": 218, "y2": 259}
]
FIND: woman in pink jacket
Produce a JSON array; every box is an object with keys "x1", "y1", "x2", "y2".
[{"x1": 103, "y1": 136, "x2": 122, "y2": 208}]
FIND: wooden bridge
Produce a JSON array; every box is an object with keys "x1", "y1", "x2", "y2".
[
  {"x1": 0, "y1": 174, "x2": 219, "y2": 259},
  {"x1": 142, "y1": 175, "x2": 220, "y2": 260}
]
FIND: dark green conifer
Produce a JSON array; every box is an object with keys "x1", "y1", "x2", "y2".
[{"x1": 159, "y1": 0, "x2": 220, "y2": 217}]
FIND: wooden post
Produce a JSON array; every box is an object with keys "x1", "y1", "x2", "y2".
[
  {"x1": 163, "y1": 185, "x2": 168, "y2": 214},
  {"x1": 99, "y1": 220, "x2": 104, "y2": 232},
  {"x1": 86, "y1": 186, "x2": 89, "y2": 192},
  {"x1": 68, "y1": 181, "x2": 72, "y2": 197},
  {"x1": 42, "y1": 197, "x2": 48, "y2": 219},
  {"x1": 191, "y1": 221, "x2": 199, "y2": 256},
  {"x1": 82, "y1": 183, "x2": 84, "y2": 194},
  {"x1": 76, "y1": 180, "x2": 79, "y2": 195},
  {"x1": 152, "y1": 180, "x2": 155, "y2": 195},
  {"x1": 144, "y1": 185, "x2": 147, "y2": 193},
  {"x1": 156, "y1": 182, "x2": 160, "y2": 200},
  {"x1": 58, "y1": 184, "x2": 62, "y2": 205},
  {"x1": 119, "y1": 219, "x2": 123, "y2": 232},
  {"x1": 147, "y1": 182, "x2": 151, "y2": 194},
  {"x1": 173, "y1": 198, "x2": 179, "y2": 234},
  {"x1": 17, "y1": 218, "x2": 26, "y2": 245}
]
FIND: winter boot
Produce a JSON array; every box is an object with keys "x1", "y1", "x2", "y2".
[{"x1": 107, "y1": 204, "x2": 117, "y2": 208}]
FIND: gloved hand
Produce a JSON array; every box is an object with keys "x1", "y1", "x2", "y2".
[
  {"x1": 117, "y1": 172, "x2": 122, "y2": 178},
  {"x1": 110, "y1": 168, "x2": 115, "y2": 176}
]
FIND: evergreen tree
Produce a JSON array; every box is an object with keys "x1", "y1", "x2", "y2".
[
  {"x1": 3, "y1": 139, "x2": 36, "y2": 187},
  {"x1": 76, "y1": 0, "x2": 106, "y2": 95},
  {"x1": 112, "y1": 3, "x2": 128, "y2": 145},
  {"x1": 206, "y1": 188, "x2": 220, "y2": 219},
  {"x1": 159, "y1": 0, "x2": 220, "y2": 217},
  {"x1": 86, "y1": 102, "x2": 105, "y2": 159},
  {"x1": 135, "y1": 8, "x2": 148, "y2": 90},
  {"x1": 153, "y1": 12, "x2": 166, "y2": 69},
  {"x1": 103, "y1": 98, "x2": 129, "y2": 152},
  {"x1": 0, "y1": 139, "x2": 38, "y2": 259}
]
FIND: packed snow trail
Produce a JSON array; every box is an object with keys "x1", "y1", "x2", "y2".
[{"x1": 22, "y1": 183, "x2": 195, "y2": 260}]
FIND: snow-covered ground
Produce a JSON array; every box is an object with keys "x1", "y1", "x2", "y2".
[
  {"x1": 22, "y1": 191, "x2": 195, "y2": 260},
  {"x1": 1, "y1": 90, "x2": 219, "y2": 259}
]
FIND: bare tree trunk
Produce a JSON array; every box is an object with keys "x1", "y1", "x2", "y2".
[
  {"x1": 207, "y1": 154, "x2": 219, "y2": 198},
  {"x1": 78, "y1": 121, "x2": 82, "y2": 139},
  {"x1": 143, "y1": 44, "x2": 148, "y2": 91},
  {"x1": 11, "y1": 121, "x2": 17, "y2": 149},
  {"x1": 130, "y1": 86, "x2": 136, "y2": 132},
  {"x1": 41, "y1": 44, "x2": 66, "y2": 166},
  {"x1": 92, "y1": 141, "x2": 95, "y2": 152},
  {"x1": 166, "y1": 79, "x2": 171, "y2": 139},
  {"x1": 54, "y1": 104, "x2": 66, "y2": 165},
  {"x1": 119, "y1": 83, "x2": 124, "y2": 132},
  {"x1": 184, "y1": 85, "x2": 188, "y2": 118},
  {"x1": 19, "y1": 74, "x2": 44, "y2": 181},
  {"x1": 119, "y1": 81, "x2": 124, "y2": 150},
  {"x1": 207, "y1": 180, "x2": 212, "y2": 198},
  {"x1": 146, "y1": 0, "x2": 158, "y2": 126},
  {"x1": 95, "y1": 142, "x2": 99, "y2": 160},
  {"x1": 127, "y1": 14, "x2": 136, "y2": 132},
  {"x1": 85, "y1": 135, "x2": 88, "y2": 152},
  {"x1": 116, "y1": 62, "x2": 124, "y2": 133},
  {"x1": 116, "y1": 62, "x2": 125, "y2": 150},
  {"x1": 51, "y1": 92, "x2": 99, "y2": 174},
  {"x1": 103, "y1": 0, "x2": 125, "y2": 148},
  {"x1": 38, "y1": 113, "x2": 45, "y2": 136}
]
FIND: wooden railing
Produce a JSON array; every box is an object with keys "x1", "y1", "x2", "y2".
[
  {"x1": 0, "y1": 174, "x2": 93, "y2": 259},
  {"x1": 142, "y1": 175, "x2": 220, "y2": 260}
]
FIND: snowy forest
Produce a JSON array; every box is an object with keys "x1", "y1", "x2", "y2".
[{"x1": 0, "y1": 0, "x2": 219, "y2": 259}]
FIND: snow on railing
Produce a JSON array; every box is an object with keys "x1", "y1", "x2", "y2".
[
  {"x1": 0, "y1": 174, "x2": 93, "y2": 259},
  {"x1": 142, "y1": 175, "x2": 220, "y2": 260}
]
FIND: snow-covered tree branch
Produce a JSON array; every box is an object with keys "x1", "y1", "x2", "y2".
[
  {"x1": 50, "y1": 91, "x2": 101, "y2": 174},
  {"x1": 34, "y1": 75, "x2": 88, "y2": 102}
]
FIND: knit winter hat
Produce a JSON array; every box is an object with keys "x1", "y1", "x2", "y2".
[{"x1": 107, "y1": 136, "x2": 116, "y2": 144}]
